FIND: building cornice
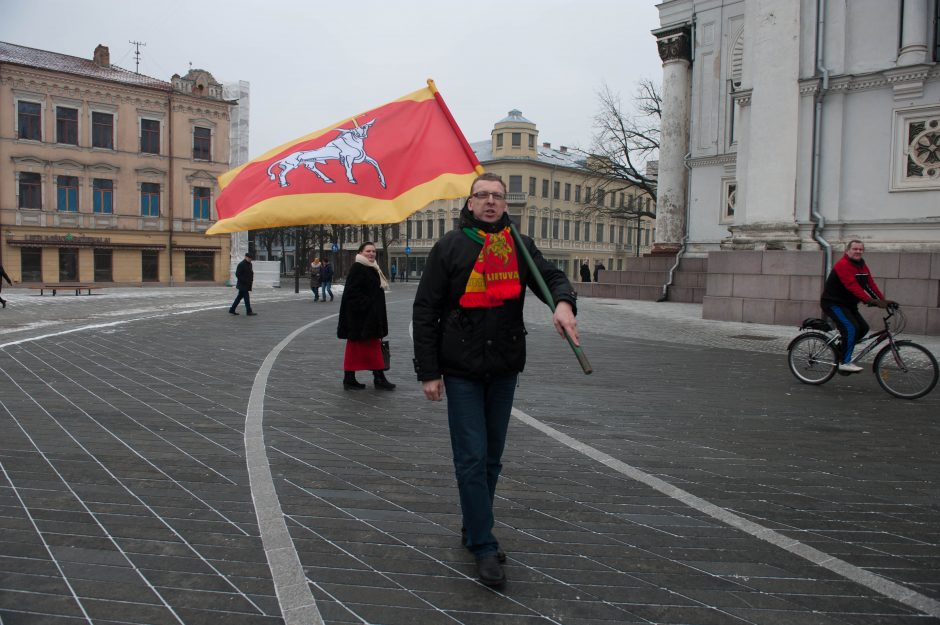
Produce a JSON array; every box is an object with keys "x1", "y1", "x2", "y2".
[
  {"x1": 688, "y1": 153, "x2": 737, "y2": 168},
  {"x1": 799, "y1": 64, "x2": 940, "y2": 98}
]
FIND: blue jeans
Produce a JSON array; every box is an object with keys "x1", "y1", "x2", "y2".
[
  {"x1": 443, "y1": 374, "x2": 518, "y2": 560},
  {"x1": 321, "y1": 281, "x2": 333, "y2": 301},
  {"x1": 230, "y1": 289, "x2": 252, "y2": 313}
]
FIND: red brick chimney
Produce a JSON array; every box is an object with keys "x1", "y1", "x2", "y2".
[{"x1": 93, "y1": 45, "x2": 110, "y2": 68}]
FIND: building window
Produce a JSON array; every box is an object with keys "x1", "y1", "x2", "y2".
[
  {"x1": 552, "y1": 218, "x2": 560, "y2": 239},
  {"x1": 93, "y1": 179, "x2": 113, "y2": 213},
  {"x1": 564, "y1": 183, "x2": 571, "y2": 201},
  {"x1": 185, "y1": 251, "x2": 214, "y2": 281},
  {"x1": 596, "y1": 223, "x2": 604, "y2": 242},
  {"x1": 509, "y1": 175, "x2": 522, "y2": 193},
  {"x1": 584, "y1": 222, "x2": 590, "y2": 242},
  {"x1": 56, "y1": 107, "x2": 78, "y2": 145},
  {"x1": 92, "y1": 112, "x2": 114, "y2": 149},
  {"x1": 528, "y1": 135, "x2": 535, "y2": 149},
  {"x1": 597, "y1": 189, "x2": 605, "y2": 206},
  {"x1": 18, "y1": 172, "x2": 42, "y2": 209},
  {"x1": 59, "y1": 248, "x2": 79, "y2": 282},
  {"x1": 438, "y1": 218, "x2": 445, "y2": 237},
  {"x1": 452, "y1": 217, "x2": 459, "y2": 230},
  {"x1": 575, "y1": 185, "x2": 582, "y2": 203},
  {"x1": 541, "y1": 216, "x2": 549, "y2": 238},
  {"x1": 416, "y1": 220, "x2": 423, "y2": 239},
  {"x1": 721, "y1": 179, "x2": 737, "y2": 223},
  {"x1": 142, "y1": 250, "x2": 159, "y2": 282},
  {"x1": 17, "y1": 101, "x2": 41, "y2": 141},
  {"x1": 140, "y1": 119, "x2": 160, "y2": 154},
  {"x1": 193, "y1": 126, "x2": 211, "y2": 160},
  {"x1": 619, "y1": 225, "x2": 625, "y2": 243},
  {"x1": 511, "y1": 132, "x2": 521, "y2": 147},
  {"x1": 610, "y1": 225, "x2": 616, "y2": 242},
  {"x1": 529, "y1": 177, "x2": 537, "y2": 195},
  {"x1": 541, "y1": 179, "x2": 549, "y2": 198},
  {"x1": 527, "y1": 215, "x2": 536, "y2": 236},
  {"x1": 496, "y1": 133, "x2": 503, "y2": 148},
  {"x1": 193, "y1": 187, "x2": 211, "y2": 219},
  {"x1": 21, "y1": 247, "x2": 42, "y2": 282},
  {"x1": 57, "y1": 175, "x2": 79, "y2": 212},
  {"x1": 94, "y1": 249, "x2": 113, "y2": 282},
  {"x1": 426, "y1": 218, "x2": 433, "y2": 238},
  {"x1": 574, "y1": 221, "x2": 581, "y2": 241},
  {"x1": 585, "y1": 187, "x2": 592, "y2": 204},
  {"x1": 141, "y1": 182, "x2": 160, "y2": 216}
]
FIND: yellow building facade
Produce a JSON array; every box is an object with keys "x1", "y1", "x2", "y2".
[
  {"x1": 390, "y1": 110, "x2": 655, "y2": 283},
  {"x1": 0, "y1": 42, "x2": 234, "y2": 285}
]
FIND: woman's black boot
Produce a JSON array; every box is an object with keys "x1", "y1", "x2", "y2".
[
  {"x1": 373, "y1": 370, "x2": 396, "y2": 390},
  {"x1": 343, "y1": 371, "x2": 365, "y2": 390}
]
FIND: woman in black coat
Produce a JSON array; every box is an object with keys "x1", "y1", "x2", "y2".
[{"x1": 337, "y1": 242, "x2": 395, "y2": 390}]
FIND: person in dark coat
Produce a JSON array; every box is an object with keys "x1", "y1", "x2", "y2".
[
  {"x1": 0, "y1": 264, "x2": 12, "y2": 309},
  {"x1": 593, "y1": 263, "x2": 605, "y2": 283},
  {"x1": 229, "y1": 252, "x2": 256, "y2": 316},
  {"x1": 320, "y1": 260, "x2": 334, "y2": 302},
  {"x1": 579, "y1": 262, "x2": 591, "y2": 283},
  {"x1": 337, "y1": 242, "x2": 394, "y2": 390},
  {"x1": 413, "y1": 173, "x2": 578, "y2": 587},
  {"x1": 309, "y1": 257, "x2": 322, "y2": 302}
]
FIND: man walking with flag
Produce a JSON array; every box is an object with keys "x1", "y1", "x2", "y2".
[{"x1": 413, "y1": 173, "x2": 579, "y2": 587}]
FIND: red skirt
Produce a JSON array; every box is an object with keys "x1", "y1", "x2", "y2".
[{"x1": 344, "y1": 338, "x2": 384, "y2": 371}]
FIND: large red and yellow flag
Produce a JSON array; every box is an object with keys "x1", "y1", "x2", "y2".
[{"x1": 206, "y1": 80, "x2": 483, "y2": 235}]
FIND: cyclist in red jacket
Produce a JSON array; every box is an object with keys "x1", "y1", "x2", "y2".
[{"x1": 820, "y1": 240, "x2": 895, "y2": 372}]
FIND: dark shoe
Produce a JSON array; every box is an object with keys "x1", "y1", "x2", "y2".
[
  {"x1": 246, "y1": 312, "x2": 258, "y2": 316},
  {"x1": 343, "y1": 372, "x2": 366, "y2": 390},
  {"x1": 228, "y1": 309, "x2": 239, "y2": 315},
  {"x1": 461, "y1": 528, "x2": 505, "y2": 563},
  {"x1": 476, "y1": 555, "x2": 505, "y2": 587},
  {"x1": 373, "y1": 372, "x2": 396, "y2": 390}
]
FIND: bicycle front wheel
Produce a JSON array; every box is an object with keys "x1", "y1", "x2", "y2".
[
  {"x1": 787, "y1": 332, "x2": 838, "y2": 385},
  {"x1": 874, "y1": 341, "x2": 939, "y2": 399}
]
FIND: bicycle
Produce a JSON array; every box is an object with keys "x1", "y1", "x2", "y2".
[{"x1": 787, "y1": 304, "x2": 939, "y2": 399}]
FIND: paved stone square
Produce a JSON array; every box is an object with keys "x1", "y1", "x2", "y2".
[{"x1": 0, "y1": 285, "x2": 938, "y2": 624}]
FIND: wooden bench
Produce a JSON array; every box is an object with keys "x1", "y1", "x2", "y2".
[{"x1": 30, "y1": 283, "x2": 104, "y2": 296}]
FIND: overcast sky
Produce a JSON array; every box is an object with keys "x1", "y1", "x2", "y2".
[{"x1": 2, "y1": 0, "x2": 663, "y2": 162}]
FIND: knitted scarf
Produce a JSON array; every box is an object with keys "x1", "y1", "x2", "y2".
[
  {"x1": 459, "y1": 227, "x2": 521, "y2": 308},
  {"x1": 355, "y1": 254, "x2": 389, "y2": 290}
]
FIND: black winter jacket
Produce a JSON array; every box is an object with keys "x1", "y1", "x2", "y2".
[
  {"x1": 337, "y1": 262, "x2": 388, "y2": 340},
  {"x1": 412, "y1": 208, "x2": 577, "y2": 382},
  {"x1": 235, "y1": 259, "x2": 253, "y2": 291}
]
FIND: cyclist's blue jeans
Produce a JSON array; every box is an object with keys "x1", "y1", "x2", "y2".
[
  {"x1": 823, "y1": 303, "x2": 868, "y2": 363},
  {"x1": 443, "y1": 374, "x2": 517, "y2": 560},
  {"x1": 321, "y1": 281, "x2": 333, "y2": 301}
]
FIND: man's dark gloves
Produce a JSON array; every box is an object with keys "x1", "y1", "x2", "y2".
[{"x1": 871, "y1": 299, "x2": 898, "y2": 309}]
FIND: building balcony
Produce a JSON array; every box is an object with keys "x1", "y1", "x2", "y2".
[{"x1": 505, "y1": 192, "x2": 528, "y2": 206}]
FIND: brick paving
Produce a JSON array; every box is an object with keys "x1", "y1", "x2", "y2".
[{"x1": 0, "y1": 284, "x2": 938, "y2": 624}]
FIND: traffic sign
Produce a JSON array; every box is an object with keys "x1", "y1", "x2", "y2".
[
  {"x1": 404, "y1": 246, "x2": 412, "y2": 255},
  {"x1": 331, "y1": 243, "x2": 338, "y2": 252}
]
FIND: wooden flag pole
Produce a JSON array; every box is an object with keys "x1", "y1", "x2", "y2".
[{"x1": 509, "y1": 223, "x2": 592, "y2": 375}]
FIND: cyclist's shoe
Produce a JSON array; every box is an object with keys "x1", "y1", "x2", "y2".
[{"x1": 838, "y1": 362, "x2": 863, "y2": 373}]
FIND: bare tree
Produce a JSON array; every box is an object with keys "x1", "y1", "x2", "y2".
[{"x1": 579, "y1": 80, "x2": 660, "y2": 216}]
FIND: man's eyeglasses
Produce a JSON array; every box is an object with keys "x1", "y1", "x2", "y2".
[{"x1": 471, "y1": 191, "x2": 506, "y2": 201}]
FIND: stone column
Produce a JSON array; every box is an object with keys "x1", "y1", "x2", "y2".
[
  {"x1": 730, "y1": 0, "x2": 802, "y2": 250},
  {"x1": 897, "y1": 0, "x2": 929, "y2": 66},
  {"x1": 652, "y1": 26, "x2": 692, "y2": 256}
]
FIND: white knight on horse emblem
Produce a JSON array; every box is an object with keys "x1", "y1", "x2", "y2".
[{"x1": 266, "y1": 119, "x2": 387, "y2": 188}]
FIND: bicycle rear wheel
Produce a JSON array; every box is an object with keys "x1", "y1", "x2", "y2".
[
  {"x1": 874, "y1": 341, "x2": 939, "y2": 399},
  {"x1": 787, "y1": 332, "x2": 838, "y2": 384}
]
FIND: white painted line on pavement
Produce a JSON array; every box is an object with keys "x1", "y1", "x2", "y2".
[
  {"x1": 511, "y1": 407, "x2": 940, "y2": 619},
  {"x1": 246, "y1": 316, "x2": 334, "y2": 625}
]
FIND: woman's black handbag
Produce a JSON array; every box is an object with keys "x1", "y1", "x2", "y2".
[{"x1": 381, "y1": 340, "x2": 391, "y2": 371}]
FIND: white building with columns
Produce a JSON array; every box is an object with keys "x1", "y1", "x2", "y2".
[{"x1": 653, "y1": 0, "x2": 940, "y2": 334}]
